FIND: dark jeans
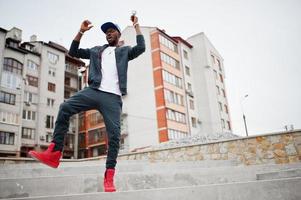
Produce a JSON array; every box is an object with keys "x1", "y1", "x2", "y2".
[{"x1": 51, "y1": 87, "x2": 122, "y2": 169}]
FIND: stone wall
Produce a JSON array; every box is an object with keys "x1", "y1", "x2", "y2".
[
  {"x1": 1, "y1": 130, "x2": 301, "y2": 166},
  {"x1": 118, "y1": 130, "x2": 301, "y2": 165}
]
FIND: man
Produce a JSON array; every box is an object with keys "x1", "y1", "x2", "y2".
[{"x1": 28, "y1": 16, "x2": 145, "y2": 192}]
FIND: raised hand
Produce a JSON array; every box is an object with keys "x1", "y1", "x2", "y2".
[
  {"x1": 131, "y1": 16, "x2": 138, "y2": 25},
  {"x1": 80, "y1": 20, "x2": 93, "y2": 32}
]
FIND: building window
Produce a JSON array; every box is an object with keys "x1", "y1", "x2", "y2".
[
  {"x1": 160, "y1": 52, "x2": 180, "y2": 69},
  {"x1": 0, "y1": 91, "x2": 16, "y2": 105},
  {"x1": 47, "y1": 51, "x2": 59, "y2": 64},
  {"x1": 159, "y1": 34, "x2": 178, "y2": 52},
  {"x1": 48, "y1": 82, "x2": 56, "y2": 92},
  {"x1": 27, "y1": 60, "x2": 38, "y2": 71},
  {"x1": 88, "y1": 128, "x2": 106, "y2": 144},
  {"x1": 216, "y1": 86, "x2": 220, "y2": 95},
  {"x1": 217, "y1": 59, "x2": 222, "y2": 71},
  {"x1": 64, "y1": 91, "x2": 71, "y2": 99},
  {"x1": 3, "y1": 58, "x2": 23, "y2": 75},
  {"x1": 0, "y1": 71, "x2": 22, "y2": 89},
  {"x1": 89, "y1": 112, "x2": 103, "y2": 126},
  {"x1": 162, "y1": 70, "x2": 182, "y2": 88},
  {"x1": 191, "y1": 117, "x2": 197, "y2": 127},
  {"x1": 24, "y1": 44, "x2": 33, "y2": 51},
  {"x1": 185, "y1": 66, "x2": 190, "y2": 76},
  {"x1": 46, "y1": 115, "x2": 54, "y2": 129},
  {"x1": 168, "y1": 129, "x2": 188, "y2": 140},
  {"x1": 224, "y1": 104, "x2": 229, "y2": 113},
  {"x1": 47, "y1": 98, "x2": 55, "y2": 107},
  {"x1": 8, "y1": 41, "x2": 18, "y2": 48},
  {"x1": 164, "y1": 89, "x2": 184, "y2": 106},
  {"x1": 219, "y1": 74, "x2": 224, "y2": 83},
  {"x1": 48, "y1": 67, "x2": 56, "y2": 77},
  {"x1": 24, "y1": 91, "x2": 37, "y2": 104},
  {"x1": 23, "y1": 110, "x2": 36, "y2": 121},
  {"x1": 221, "y1": 119, "x2": 225, "y2": 128},
  {"x1": 227, "y1": 121, "x2": 232, "y2": 130},
  {"x1": 166, "y1": 109, "x2": 186, "y2": 123},
  {"x1": 222, "y1": 89, "x2": 226, "y2": 97},
  {"x1": 65, "y1": 63, "x2": 78, "y2": 74},
  {"x1": 46, "y1": 132, "x2": 53, "y2": 142},
  {"x1": 65, "y1": 77, "x2": 71, "y2": 86},
  {"x1": 22, "y1": 127, "x2": 35, "y2": 139},
  {"x1": 218, "y1": 102, "x2": 223, "y2": 111},
  {"x1": 183, "y1": 50, "x2": 188, "y2": 59},
  {"x1": 0, "y1": 111, "x2": 19, "y2": 124},
  {"x1": 0, "y1": 131, "x2": 14, "y2": 145},
  {"x1": 189, "y1": 99, "x2": 194, "y2": 110},
  {"x1": 211, "y1": 55, "x2": 215, "y2": 65},
  {"x1": 187, "y1": 83, "x2": 192, "y2": 91},
  {"x1": 26, "y1": 75, "x2": 38, "y2": 87},
  {"x1": 213, "y1": 69, "x2": 218, "y2": 79}
]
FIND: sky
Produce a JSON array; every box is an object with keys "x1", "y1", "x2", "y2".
[{"x1": 0, "y1": 0, "x2": 300, "y2": 136}]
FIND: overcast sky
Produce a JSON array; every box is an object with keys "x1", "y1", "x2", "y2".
[{"x1": 0, "y1": 0, "x2": 300, "y2": 136}]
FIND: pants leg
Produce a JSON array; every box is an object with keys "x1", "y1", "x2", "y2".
[
  {"x1": 97, "y1": 91, "x2": 123, "y2": 169},
  {"x1": 52, "y1": 87, "x2": 99, "y2": 151}
]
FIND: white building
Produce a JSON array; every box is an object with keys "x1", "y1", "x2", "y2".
[
  {"x1": 119, "y1": 26, "x2": 232, "y2": 152},
  {"x1": 187, "y1": 33, "x2": 232, "y2": 134},
  {"x1": 0, "y1": 27, "x2": 84, "y2": 158}
]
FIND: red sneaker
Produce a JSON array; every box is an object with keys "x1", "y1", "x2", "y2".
[
  {"x1": 28, "y1": 142, "x2": 62, "y2": 168},
  {"x1": 103, "y1": 169, "x2": 116, "y2": 192}
]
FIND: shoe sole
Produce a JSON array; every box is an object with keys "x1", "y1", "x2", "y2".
[
  {"x1": 28, "y1": 151, "x2": 59, "y2": 169},
  {"x1": 104, "y1": 189, "x2": 116, "y2": 192}
]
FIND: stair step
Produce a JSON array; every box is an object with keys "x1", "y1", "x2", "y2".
[
  {"x1": 7, "y1": 177, "x2": 301, "y2": 200},
  {"x1": 257, "y1": 168, "x2": 301, "y2": 180},
  {"x1": 0, "y1": 162, "x2": 300, "y2": 179},
  {"x1": 1, "y1": 163, "x2": 301, "y2": 199},
  {"x1": 0, "y1": 160, "x2": 241, "y2": 178}
]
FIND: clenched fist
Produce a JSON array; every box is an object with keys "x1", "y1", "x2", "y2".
[
  {"x1": 80, "y1": 20, "x2": 93, "y2": 32},
  {"x1": 131, "y1": 16, "x2": 138, "y2": 25}
]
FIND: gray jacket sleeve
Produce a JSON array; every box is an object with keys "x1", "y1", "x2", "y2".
[
  {"x1": 68, "y1": 40, "x2": 91, "y2": 59},
  {"x1": 128, "y1": 35, "x2": 146, "y2": 60}
]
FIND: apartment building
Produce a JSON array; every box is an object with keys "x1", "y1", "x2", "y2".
[
  {"x1": 78, "y1": 109, "x2": 108, "y2": 158},
  {"x1": 0, "y1": 27, "x2": 24, "y2": 157},
  {"x1": 44, "y1": 41, "x2": 85, "y2": 158},
  {"x1": 0, "y1": 27, "x2": 84, "y2": 158},
  {"x1": 119, "y1": 27, "x2": 232, "y2": 152},
  {"x1": 187, "y1": 33, "x2": 232, "y2": 134}
]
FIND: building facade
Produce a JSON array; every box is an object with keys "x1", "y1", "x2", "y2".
[
  {"x1": 119, "y1": 26, "x2": 232, "y2": 152},
  {"x1": 187, "y1": 33, "x2": 232, "y2": 134},
  {"x1": 0, "y1": 27, "x2": 84, "y2": 158}
]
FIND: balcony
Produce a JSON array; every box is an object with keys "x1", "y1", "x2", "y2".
[
  {"x1": 185, "y1": 89, "x2": 194, "y2": 97},
  {"x1": 65, "y1": 63, "x2": 78, "y2": 76}
]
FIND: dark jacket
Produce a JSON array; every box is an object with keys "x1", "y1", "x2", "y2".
[{"x1": 68, "y1": 35, "x2": 145, "y2": 96}]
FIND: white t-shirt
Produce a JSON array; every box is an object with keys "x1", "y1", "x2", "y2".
[{"x1": 98, "y1": 46, "x2": 122, "y2": 96}]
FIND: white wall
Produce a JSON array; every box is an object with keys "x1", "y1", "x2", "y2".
[
  {"x1": 187, "y1": 33, "x2": 232, "y2": 135},
  {"x1": 178, "y1": 42, "x2": 199, "y2": 136},
  {"x1": 121, "y1": 26, "x2": 159, "y2": 150},
  {"x1": 35, "y1": 43, "x2": 65, "y2": 147}
]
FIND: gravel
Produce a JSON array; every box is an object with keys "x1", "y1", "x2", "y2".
[{"x1": 146, "y1": 132, "x2": 240, "y2": 151}]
